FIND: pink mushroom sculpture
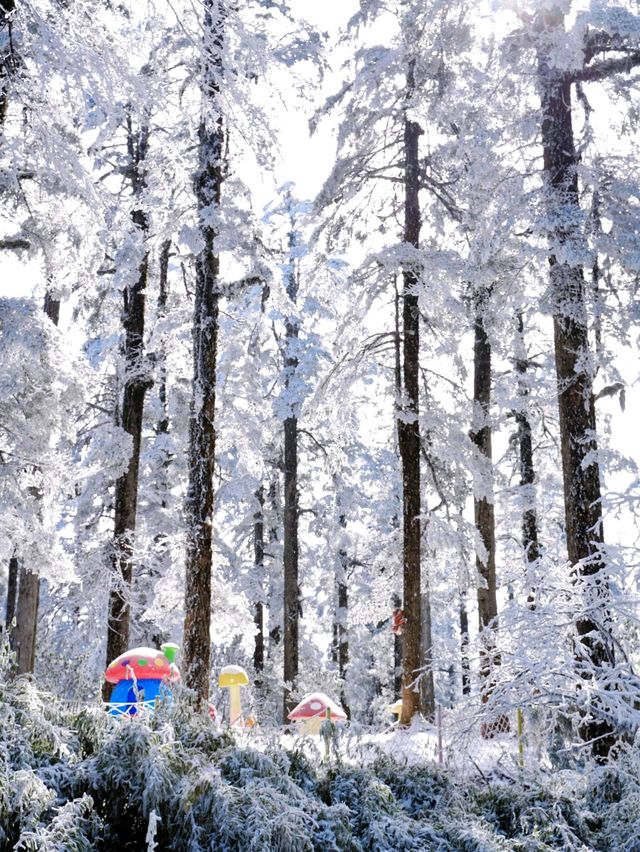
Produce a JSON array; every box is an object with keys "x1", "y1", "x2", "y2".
[
  {"x1": 287, "y1": 692, "x2": 347, "y2": 734},
  {"x1": 104, "y1": 643, "x2": 180, "y2": 716}
]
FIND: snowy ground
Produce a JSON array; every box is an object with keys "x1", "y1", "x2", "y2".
[{"x1": 229, "y1": 714, "x2": 529, "y2": 781}]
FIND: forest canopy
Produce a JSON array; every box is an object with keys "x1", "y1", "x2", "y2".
[{"x1": 1, "y1": 1, "x2": 640, "y2": 836}]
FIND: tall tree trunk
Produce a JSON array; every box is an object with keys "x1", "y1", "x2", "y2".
[
  {"x1": 138, "y1": 239, "x2": 173, "y2": 650},
  {"x1": 332, "y1": 510, "x2": 349, "y2": 717},
  {"x1": 398, "y1": 60, "x2": 422, "y2": 724},
  {"x1": 9, "y1": 289, "x2": 61, "y2": 674},
  {"x1": 0, "y1": 0, "x2": 16, "y2": 128},
  {"x1": 152, "y1": 241, "x2": 172, "y2": 530},
  {"x1": 4, "y1": 554, "x2": 18, "y2": 629},
  {"x1": 12, "y1": 562, "x2": 39, "y2": 673},
  {"x1": 514, "y1": 312, "x2": 540, "y2": 609},
  {"x1": 2, "y1": 5, "x2": 41, "y2": 674},
  {"x1": 459, "y1": 591, "x2": 470, "y2": 695},
  {"x1": 282, "y1": 223, "x2": 300, "y2": 723},
  {"x1": 103, "y1": 119, "x2": 151, "y2": 697},
  {"x1": 336, "y1": 579, "x2": 348, "y2": 697},
  {"x1": 471, "y1": 292, "x2": 504, "y2": 730},
  {"x1": 183, "y1": 0, "x2": 226, "y2": 706},
  {"x1": 253, "y1": 486, "x2": 265, "y2": 684},
  {"x1": 156, "y1": 239, "x2": 171, "y2": 443},
  {"x1": 391, "y1": 283, "x2": 403, "y2": 701},
  {"x1": 420, "y1": 442, "x2": 437, "y2": 718},
  {"x1": 537, "y1": 7, "x2": 615, "y2": 760},
  {"x1": 420, "y1": 584, "x2": 435, "y2": 720},
  {"x1": 154, "y1": 239, "x2": 172, "y2": 521},
  {"x1": 267, "y1": 479, "x2": 282, "y2": 653}
]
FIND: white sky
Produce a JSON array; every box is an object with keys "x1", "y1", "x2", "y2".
[{"x1": 258, "y1": 0, "x2": 360, "y2": 204}]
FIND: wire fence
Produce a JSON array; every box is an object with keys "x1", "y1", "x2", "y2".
[
  {"x1": 434, "y1": 701, "x2": 578, "y2": 778},
  {"x1": 324, "y1": 701, "x2": 567, "y2": 777}
]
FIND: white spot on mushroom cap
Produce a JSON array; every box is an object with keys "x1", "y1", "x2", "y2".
[{"x1": 287, "y1": 691, "x2": 347, "y2": 721}]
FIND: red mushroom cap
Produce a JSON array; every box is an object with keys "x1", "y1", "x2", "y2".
[
  {"x1": 105, "y1": 646, "x2": 180, "y2": 685},
  {"x1": 287, "y1": 692, "x2": 347, "y2": 722}
]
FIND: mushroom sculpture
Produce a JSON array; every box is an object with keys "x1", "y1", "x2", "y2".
[
  {"x1": 105, "y1": 643, "x2": 180, "y2": 717},
  {"x1": 218, "y1": 665, "x2": 249, "y2": 726},
  {"x1": 287, "y1": 692, "x2": 347, "y2": 735}
]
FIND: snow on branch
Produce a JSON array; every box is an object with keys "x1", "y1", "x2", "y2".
[{"x1": 571, "y1": 48, "x2": 640, "y2": 83}]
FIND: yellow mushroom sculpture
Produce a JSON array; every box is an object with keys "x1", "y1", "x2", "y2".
[{"x1": 218, "y1": 665, "x2": 249, "y2": 726}]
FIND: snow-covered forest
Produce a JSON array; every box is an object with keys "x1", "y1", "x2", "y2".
[{"x1": 2, "y1": 0, "x2": 640, "y2": 848}]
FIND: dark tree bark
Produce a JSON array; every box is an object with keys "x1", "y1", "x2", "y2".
[
  {"x1": 152, "y1": 239, "x2": 173, "y2": 533},
  {"x1": 332, "y1": 511, "x2": 350, "y2": 717},
  {"x1": 183, "y1": 0, "x2": 226, "y2": 706},
  {"x1": 0, "y1": 0, "x2": 16, "y2": 128},
  {"x1": 267, "y1": 479, "x2": 282, "y2": 653},
  {"x1": 514, "y1": 312, "x2": 540, "y2": 609},
  {"x1": 392, "y1": 283, "x2": 403, "y2": 701},
  {"x1": 103, "y1": 118, "x2": 152, "y2": 699},
  {"x1": 253, "y1": 486, "x2": 265, "y2": 683},
  {"x1": 335, "y1": 581, "x2": 348, "y2": 685},
  {"x1": 12, "y1": 563, "x2": 39, "y2": 673},
  {"x1": 471, "y1": 292, "x2": 505, "y2": 732},
  {"x1": 4, "y1": 554, "x2": 18, "y2": 629},
  {"x1": 156, "y1": 239, "x2": 171, "y2": 443},
  {"x1": 459, "y1": 591, "x2": 470, "y2": 695},
  {"x1": 536, "y1": 6, "x2": 616, "y2": 759},
  {"x1": 282, "y1": 221, "x2": 300, "y2": 723},
  {"x1": 43, "y1": 290, "x2": 60, "y2": 326},
  {"x1": 420, "y1": 583, "x2": 435, "y2": 720},
  {"x1": 397, "y1": 60, "x2": 423, "y2": 725},
  {"x1": 419, "y1": 441, "x2": 436, "y2": 718}
]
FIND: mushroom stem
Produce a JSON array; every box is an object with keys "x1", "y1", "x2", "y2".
[
  {"x1": 323, "y1": 708, "x2": 331, "y2": 762},
  {"x1": 228, "y1": 685, "x2": 243, "y2": 726}
]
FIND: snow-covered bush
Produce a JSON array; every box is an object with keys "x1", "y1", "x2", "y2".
[{"x1": 3, "y1": 666, "x2": 640, "y2": 851}]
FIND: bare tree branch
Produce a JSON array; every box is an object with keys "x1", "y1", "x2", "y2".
[
  {"x1": 0, "y1": 238, "x2": 29, "y2": 250},
  {"x1": 571, "y1": 50, "x2": 640, "y2": 84}
]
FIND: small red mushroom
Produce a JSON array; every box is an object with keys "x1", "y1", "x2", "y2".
[{"x1": 287, "y1": 692, "x2": 347, "y2": 735}]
